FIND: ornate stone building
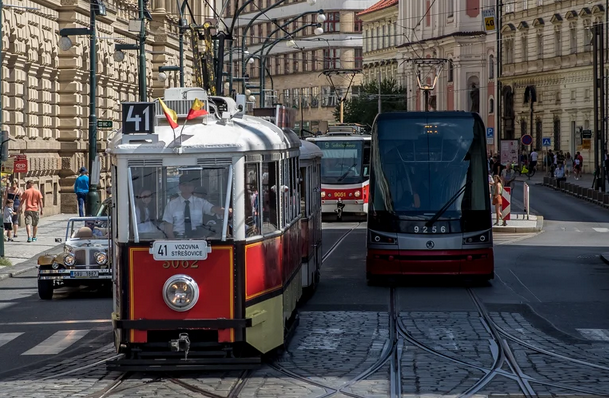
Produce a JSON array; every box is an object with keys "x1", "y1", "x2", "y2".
[
  {"x1": 397, "y1": 0, "x2": 496, "y2": 135},
  {"x1": 359, "y1": 0, "x2": 399, "y2": 85},
  {"x1": 499, "y1": 1, "x2": 604, "y2": 171},
  {"x1": 1, "y1": 0, "x2": 210, "y2": 216}
]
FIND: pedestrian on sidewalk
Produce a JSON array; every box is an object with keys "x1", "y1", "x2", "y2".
[
  {"x1": 492, "y1": 175, "x2": 506, "y2": 226},
  {"x1": 574, "y1": 152, "x2": 583, "y2": 180},
  {"x1": 530, "y1": 149, "x2": 538, "y2": 171},
  {"x1": 554, "y1": 163, "x2": 566, "y2": 183},
  {"x1": 501, "y1": 163, "x2": 516, "y2": 188},
  {"x1": 4, "y1": 199, "x2": 14, "y2": 242},
  {"x1": 18, "y1": 180, "x2": 44, "y2": 243},
  {"x1": 565, "y1": 152, "x2": 573, "y2": 178},
  {"x1": 74, "y1": 167, "x2": 89, "y2": 217},
  {"x1": 3, "y1": 180, "x2": 22, "y2": 238}
]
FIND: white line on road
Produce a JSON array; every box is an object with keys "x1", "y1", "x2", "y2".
[
  {"x1": 593, "y1": 228, "x2": 609, "y2": 233},
  {"x1": 576, "y1": 329, "x2": 609, "y2": 341},
  {"x1": 0, "y1": 332, "x2": 23, "y2": 348},
  {"x1": 508, "y1": 269, "x2": 542, "y2": 303},
  {"x1": 22, "y1": 330, "x2": 89, "y2": 355},
  {"x1": 0, "y1": 319, "x2": 111, "y2": 326}
]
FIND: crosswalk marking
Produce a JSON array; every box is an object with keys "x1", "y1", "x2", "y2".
[
  {"x1": 0, "y1": 332, "x2": 23, "y2": 348},
  {"x1": 493, "y1": 233, "x2": 537, "y2": 245},
  {"x1": 576, "y1": 328, "x2": 609, "y2": 341},
  {"x1": 21, "y1": 330, "x2": 89, "y2": 355},
  {"x1": 593, "y1": 228, "x2": 609, "y2": 233}
]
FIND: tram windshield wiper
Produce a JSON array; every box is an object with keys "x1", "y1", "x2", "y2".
[
  {"x1": 338, "y1": 162, "x2": 357, "y2": 182},
  {"x1": 425, "y1": 182, "x2": 468, "y2": 228}
]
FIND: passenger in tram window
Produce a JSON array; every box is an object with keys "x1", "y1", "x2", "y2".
[
  {"x1": 162, "y1": 174, "x2": 225, "y2": 239},
  {"x1": 135, "y1": 189, "x2": 157, "y2": 234}
]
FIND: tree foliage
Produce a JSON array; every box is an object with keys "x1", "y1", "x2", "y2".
[{"x1": 333, "y1": 79, "x2": 407, "y2": 127}]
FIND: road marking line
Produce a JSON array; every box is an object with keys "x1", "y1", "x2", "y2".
[
  {"x1": 576, "y1": 329, "x2": 609, "y2": 341},
  {"x1": 593, "y1": 228, "x2": 609, "y2": 233},
  {"x1": 0, "y1": 332, "x2": 23, "y2": 348},
  {"x1": 22, "y1": 330, "x2": 89, "y2": 355},
  {"x1": 0, "y1": 319, "x2": 110, "y2": 326}
]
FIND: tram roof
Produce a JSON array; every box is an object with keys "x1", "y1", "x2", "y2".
[
  {"x1": 108, "y1": 114, "x2": 301, "y2": 156},
  {"x1": 299, "y1": 139, "x2": 323, "y2": 160}
]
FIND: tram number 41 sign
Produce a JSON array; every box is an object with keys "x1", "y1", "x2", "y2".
[
  {"x1": 150, "y1": 240, "x2": 212, "y2": 261},
  {"x1": 122, "y1": 102, "x2": 155, "y2": 135}
]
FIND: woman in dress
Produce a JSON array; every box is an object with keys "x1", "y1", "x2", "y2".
[
  {"x1": 492, "y1": 175, "x2": 505, "y2": 226},
  {"x1": 4, "y1": 180, "x2": 22, "y2": 238}
]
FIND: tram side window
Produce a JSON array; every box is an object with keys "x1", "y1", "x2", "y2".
[
  {"x1": 130, "y1": 166, "x2": 163, "y2": 237},
  {"x1": 300, "y1": 167, "x2": 308, "y2": 217},
  {"x1": 292, "y1": 158, "x2": 299, "y2": 218},
  {"x1": 262, "y1": 162, "x2": 279, "y2": 233},
  {"x1": 245, "y1": 163, "x2": 261, "y2": 237}
]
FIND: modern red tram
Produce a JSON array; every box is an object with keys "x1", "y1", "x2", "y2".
[
  {"x1": 306, "y1": 129, "x2": 371, "y2": 219},
  {"x1": 366, "y1": 112, "x2": 494, "y2": 282},
  {"x1": 107, "y1": 89, "x2": 322, "y2": 370}
]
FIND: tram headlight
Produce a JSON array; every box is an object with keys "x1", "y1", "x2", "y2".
[
  {"x1": 321, "y1": 191, "x2": 326, "y2": 198},
  {"x1": 463, "y1": 231, "x2": 491, "y2": 245},
  {"x1": 95, "y1": 252, "x2": 108, "y2": 265},
  {"x1": 63, "y1": 253, "x2": 75, "y2": 267},
  {"x1": 163, "y1": 275, "x2": 200, "y2": 312},
  {"x1": 354, "y1": 190, "x2": 361, "y2": 198}
]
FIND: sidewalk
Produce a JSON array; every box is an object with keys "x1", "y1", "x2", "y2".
[
  {"x1": 0, "y1": 213, "x2": 76, "y2": 280},
  {"x1": 492, "y1": 213, "x2": 543, "y2": 233}
]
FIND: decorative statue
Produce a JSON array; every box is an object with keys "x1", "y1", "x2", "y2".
[{"x1": 470, "y1": 83, "x2": 480, "y2": 113}]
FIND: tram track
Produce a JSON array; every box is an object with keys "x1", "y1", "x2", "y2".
[{"x1": 321, "y1": 222, "x2": 361, "y2": 263}]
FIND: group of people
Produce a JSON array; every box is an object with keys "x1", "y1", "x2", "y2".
[
  {"x1": 545, "y1": 150, "x2": 583, "y2": 181},
  {"x1": 3, "y1": 180, "x2": 44, "y2": 242}
]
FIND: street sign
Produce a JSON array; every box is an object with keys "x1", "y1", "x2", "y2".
[
  {"x1": 13, "y1": 154, "x2": 27, "y2": 173},
  {"x1": 582, "y1": 129, "x2": 592, "y2": 139},
  {"x1": 486, "y1": 127, "x2": 494, "y2": 144},
  {"x1": 521, "y1": 134, "x2": 533, "y2": 146},
  {"x1": 482, "y1": 8, "x2": 496, "y2": 31},
  {"x1": 121, "y1": 102, "x2": 155, "y2": 134},
  {"x1": 542, "y1": 137, "x2": 551, "y2": 147},
  {"x1": 97, "y1": 120, "x2": 113, "y2": 129}
]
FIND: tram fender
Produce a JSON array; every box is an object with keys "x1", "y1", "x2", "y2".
[{"x1": 245, "y1": 295, "x2": 283, "y2": 353}]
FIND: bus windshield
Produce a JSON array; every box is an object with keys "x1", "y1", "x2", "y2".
[
  {"x1": 315, "y1": 140, "x2": 366, "y2": 184},
  {"x1": 128, "y1": 165, "x2": 232, "y2": 241},
  {"x1": 369, "y1": 116, "x2": 489, "y2": 232}
]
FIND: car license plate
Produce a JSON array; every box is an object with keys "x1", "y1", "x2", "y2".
[{"x1": 70, "y1": 270, "x2": 99, "y2": 278}]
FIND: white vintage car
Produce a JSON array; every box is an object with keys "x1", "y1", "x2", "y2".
[{"x1": 37, "y1": 216, "x2": 111, "y2": 300}]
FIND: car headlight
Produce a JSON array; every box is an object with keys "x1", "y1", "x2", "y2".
[
  {"x1": 321, "y1": 191, "x2": 326, "y2": 198},
  {"x1": 64, "y1": 253, "x2": 75, "y2": 267},
  {"x1": 354, "y1": 190, "x2": 361, "y2": 198},
  {"x1": 162, "y1": 275, "x2": 199, "y2": 312},
  {"x1": 95, "y1": 252, "x2": 108, "y2": 265}
]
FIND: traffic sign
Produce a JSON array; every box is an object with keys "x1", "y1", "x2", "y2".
[
  {"x1": 582, "y1": 129, "x2": 592, "y2": 139},
  {"x1": 542, "y1": 137, "x2": 551, "y2": 147},
  {"x1": 97, "y1": 120, "x2": 113, "y2": 129},
  {"x1": 486, "y1": 127, "x2": 494, "y2": 144},
  {"x1": 122, "y1": 102, "x2": 155, "y2": 134},
  {"x1": 482, "y1": 8, "x2": 496, "y2": 31},
  {"x1": 521, "y1": 134, "x2": 533, "y2": 146},
  {"x1": 13, "y1": 154, "x2": 27, "y2": 173}
]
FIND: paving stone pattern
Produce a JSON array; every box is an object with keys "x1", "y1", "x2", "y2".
[{"x1": 2, "y1": 311, "x2": 609, "y2": 397}]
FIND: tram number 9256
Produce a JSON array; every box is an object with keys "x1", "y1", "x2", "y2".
[
  {"x1": 162, "y1": 260, "x2": 199, "y2": 269},
  {"x1": 412, "y1": 224, "x2": 448, "y2": 234}
]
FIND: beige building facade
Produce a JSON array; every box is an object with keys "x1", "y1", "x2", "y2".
[
  {"x1": 224, "y1": 0, "x2": 374, "y2": 133},
  {"x1": 1, "y1": 0, "x2": 209, "y2": 215},
  {"x1": 499, "y1": 1, "x2": 604, "y2": 171}
]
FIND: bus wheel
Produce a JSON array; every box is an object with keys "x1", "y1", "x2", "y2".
[{"x1": 38, "y1": 280, "x2": 54, "y2": 300}]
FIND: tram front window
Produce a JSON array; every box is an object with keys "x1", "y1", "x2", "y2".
[
  {"x1": 315, "y1": 140, "x2": 365, "y2": 184},
  {"x1": 129, "y1": 165, "x2": 232, "y2": 240}
]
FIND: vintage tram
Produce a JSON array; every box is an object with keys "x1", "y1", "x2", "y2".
[
  {"x1": 306, "y1": 131, "x2": 371, "y2": 219},
  {"x1": 107, "y1": 88, "x2": 322, "y2": 370},
  {"x1": 366, "y1": 112, "x2": 494, "y2": 282}
]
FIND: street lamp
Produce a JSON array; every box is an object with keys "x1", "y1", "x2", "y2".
[
  {"x1": 113, "y1": 42, "x2": 143, "y2": 96},
  {"x1": 58, "y1": 0, "x2": 107, "y2": 216},
  {"x1": 158, "y1": 66, "x2": 181, "y2": 83}
]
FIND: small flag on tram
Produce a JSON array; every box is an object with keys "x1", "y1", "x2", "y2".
[
  {"x1": 159, "y1": 98, "x2": 179, "y2": 129},
  {"x1": 186, "y1": 98, "x2": 209, "y2": 120}
]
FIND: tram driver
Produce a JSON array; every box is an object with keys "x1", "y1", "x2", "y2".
[{"x1": 162, "y1": 174, "x2": 225, "y2": 239}]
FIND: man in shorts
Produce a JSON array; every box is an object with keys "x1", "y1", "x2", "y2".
[{"x1": 18, "y1": 180, "x2": 44, "y2": 242}]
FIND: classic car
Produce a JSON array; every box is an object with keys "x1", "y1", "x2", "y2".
[{"x1": 37, "y1": 216, "x2": 110, "y2": 300}]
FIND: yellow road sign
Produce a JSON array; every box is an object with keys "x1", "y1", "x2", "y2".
[{"x1": 485, "y1": 17, "x2": 496, "y2": 31}]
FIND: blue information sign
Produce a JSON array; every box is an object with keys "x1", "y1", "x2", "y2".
[
  {"x1": 542, "y1": 137, "x2": 551, "y2": 147},
  {"x1": 486, "y1": 127, "x2": 494, "y2": 138}
]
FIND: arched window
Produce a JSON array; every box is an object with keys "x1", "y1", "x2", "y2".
[
  {"x1": 489, "y1": 98, "x2": 494, "y2": 114},
  {"x1": 489, "y1": 55, "x2": 495, "y2": 79},
  {"x1": 447, "y1": 60, "x2": 454, "y2": 82}
]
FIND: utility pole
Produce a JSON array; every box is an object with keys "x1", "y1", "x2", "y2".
[
  {"x1": 378, "y1": 69, "x2": 381, "y2": 114},
  {"x1": 138, "y1": 0, "x2": 147, "y2": 101},
  {"x1": 86, "y1": 0, "x2": 100, "y2": 216},
  {"x1": 0, "y1": 0, "x2": 5, "y2": 257},
  {"x1": 593, "y1": 23, "x2": 605, "y2": 191},
  {"x1": 495, "y1": 0, "x2": 502, "y2": 155}
]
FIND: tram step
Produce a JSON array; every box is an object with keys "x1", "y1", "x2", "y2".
[
  {"x1": 136, "y1": 350, "x2": 230, "y2": 358},
  {"x1": 106, "y1": 357, "x2": 261, "y2": 372}
]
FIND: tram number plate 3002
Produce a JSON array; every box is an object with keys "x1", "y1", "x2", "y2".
[{"x1": 150, "y1": 240, "x2": 212, "y2": 261}]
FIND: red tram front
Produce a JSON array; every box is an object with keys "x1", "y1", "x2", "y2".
[{"x1": 107, "y1": 90, "x2": 322, "y2": 370}]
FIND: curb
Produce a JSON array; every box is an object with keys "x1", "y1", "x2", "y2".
[
  {"x1": 492, "y1": 215, "x2": 544, "y2": 234},
  {"x1": 601, "y1": 253, "x2": 609, "y2": 266},
  {"x1": 0, "y1": 264, "x2": 38, "y2": 281}
]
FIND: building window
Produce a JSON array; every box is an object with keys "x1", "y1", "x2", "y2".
[
  {"x1": 275, "y1": 56, "x2": 281, "y2": 75},
  {"x1": 283, "y1": 89, "x2": 290, "y2": 106},
  {"x1": 447, "y1": 60, "x2": 454, "y2": 82},
  {"x1": 311, "y1": 86, "x2": 320, "y2": 107},
  {"x1": 311, "y1": 50, "x2": 318, "y2": 71},
  {"x1": 324, "y1": 12, "x2": 340, "y2": 33},
  {"x1": 505, "y1": 38, "x2": 514, "y2": 63},
  {"x1": 369, "y1": 29, "x2": 374, "y2": 51},
  {"x1": 489, "y1": 98, "x2": 494, "y2": 114},
  {"x1": 302, "y1": 87, "x2": 310, "y2": 107},
  {"x1": 521, "y1": 35, "x2": 528, "y2": 61},
  {"x1": 303, "y1": 52, "x2": 308, "y2": 71},
  {"x1": 363, "y1": 30, "x2": 368, "y2": 52},
  {"x1": 489, "y1": 55, "x2": 495, "y2": 79},
  {"x1": 554, "y1": 27, "x2": 562, "y2": 56},
  {"x1": 292, "y1": 88, "x2": 300, "y2": 108},
  {"x1": 537, "y1": 31, "x2": 543, "y2": 59},
  {"x1": 553, "y1": 117, "x2": 561, "y2": 151},
  {"x1": 354, "y1": 15, "x2": 363, "y2": 32},
  {"x1": 584, "y1": 20, "x2": 592, "y2": 51},
  {"x1": 293, "y1": 53, "x2": 299, "y2": 73},
  {"x1": 447, "y1": 0, "x2": 454, "y2": 17},
  {"x1": 323, "y1": 48, "x2": 341, "y2": 69},
  {"x1": 284, "y1": 54, "x2": 290, "y2": 74},
  {"x1": 523, "y1": 0, "x2": 528, "y2": 10},
  {"x1": 389, "y1": 23, "x2": 394, "y2": 47},
  {"x1": 322, "y1": 86, "x2": 337, "y2": 107},
  {"x1": 376, "y1": 27, "x2": 381, "y2": 49},
  {"x1": 382, "y1": 25, "x2": 386, "y2": 48},
  {"x1": 570, "y1": 23, "x2": 577, "y2": 54},
  {"x1": 355, "y1": 48, "x2": 363, "y2": 69}
]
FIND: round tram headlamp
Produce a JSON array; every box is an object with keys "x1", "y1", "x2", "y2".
[
  {"x1": 321, "y1": 191, "x2": 326, "y2": 198},
  {"x1": 162, "y1": 275, "x2": 199, "y2": 312},
  {"x1": 64, "y1": 253, "x2": 75, "y2": 267},
  {"x1": 354, "y1": 190, "x2": 361, "y2": 198},
  {"x1": 95, "y1": 252, "x2": 108, "y2": 265}
]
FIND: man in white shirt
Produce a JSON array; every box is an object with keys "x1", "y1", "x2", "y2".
[
  {"x1": 162, "y1": 175, "x2": 224, "y2": 239},
  {"x1": 530, "y1": 149, "x2": 538, "y2": 170}
]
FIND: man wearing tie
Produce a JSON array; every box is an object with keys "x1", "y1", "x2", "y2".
[{"x1": 162, "y1": 174, "x2": 224, "y2": 239}]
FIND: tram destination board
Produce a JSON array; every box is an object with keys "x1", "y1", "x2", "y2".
[
  {"x1": 150, "y1": 240, "x2": 212, "y2": 261},
  {"x1": 121, "y1": 102, "x2": 155, "y2": 135}
]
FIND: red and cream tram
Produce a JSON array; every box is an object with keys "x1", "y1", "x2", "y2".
[
  {"x1": 107, "y1": 88, "x2": 322, "y2": 370},
  {"x1": 366, "y1": 112, "x2": 494, "y2": 282},
  {"x1": 306, "y1": 130, "x2": 371, "y2": 220}
]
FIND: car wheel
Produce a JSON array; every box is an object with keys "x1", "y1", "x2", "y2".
[{"x1": 38, "y1": 280, "x2": 54, "y2": 300}]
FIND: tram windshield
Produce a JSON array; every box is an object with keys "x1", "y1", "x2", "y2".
[
  {"x1": 128, "y1": 165, "x2": 232, "y2": 241},
  {"x1": 369, "y1": 115, "x2": 490, "y2": 233},
  {"x1": 314, "y1": 140, "x2": 369, "y2": 184}
]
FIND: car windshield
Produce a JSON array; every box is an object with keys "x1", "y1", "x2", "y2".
[
  {"x1": 67, "y1": 218, "x2": 109, "y2": 241},
  {"x1": 128, "y1": 165, "x2": 233, "y2": 241}
]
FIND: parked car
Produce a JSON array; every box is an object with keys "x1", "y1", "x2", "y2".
[{"x1": 37, "y1": 216, "x2": 110, "y2": 300}]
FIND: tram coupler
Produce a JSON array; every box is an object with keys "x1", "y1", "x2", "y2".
[
  {"x1": 335, "y1": 198, "x2": 345, "y2": 220},
  {"x1": 170, "y1": 333, "x2": 191, "y2": 360}
]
